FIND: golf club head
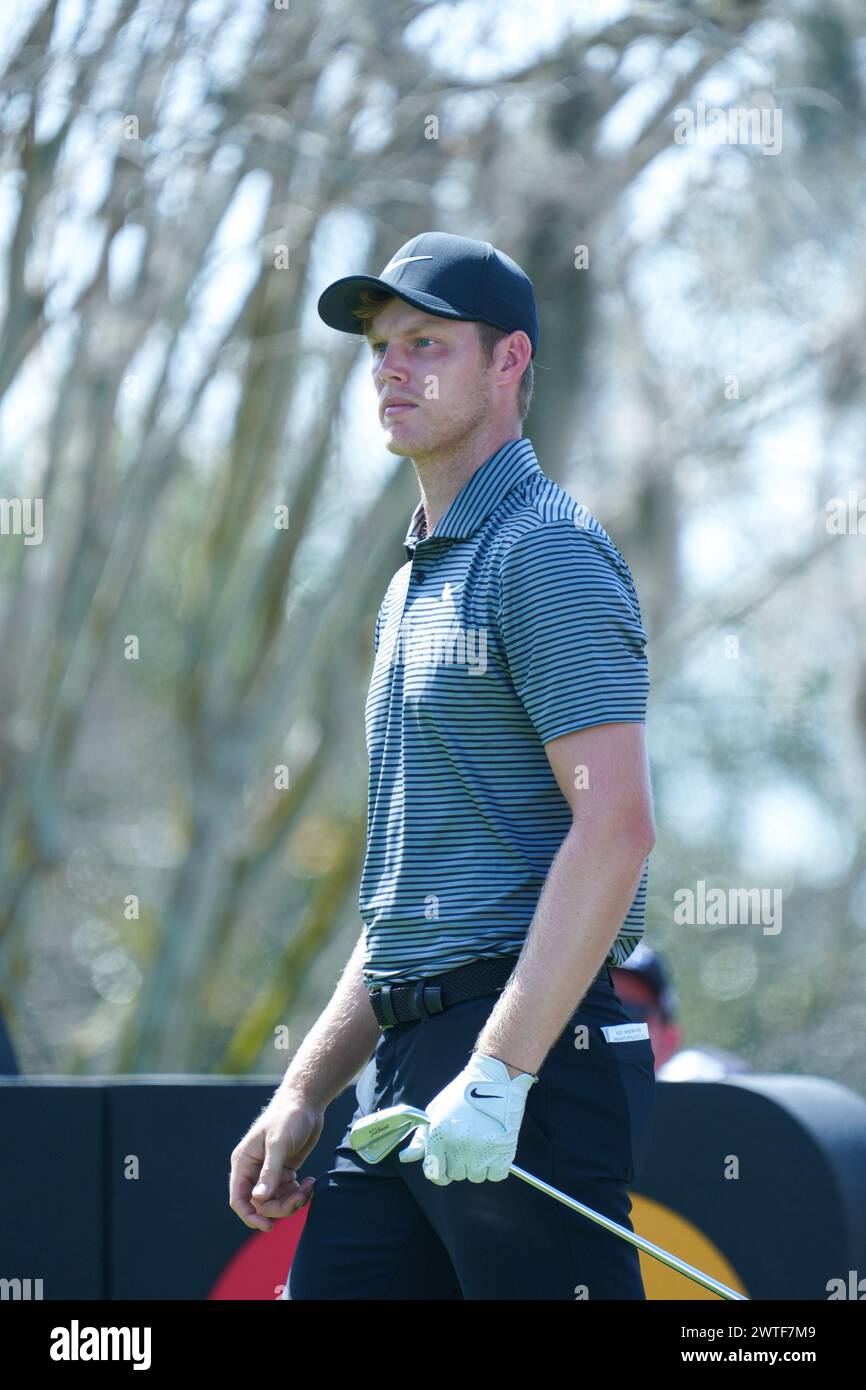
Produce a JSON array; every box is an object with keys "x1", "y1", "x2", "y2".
[{"x1": 349, "y1": 1104, "x2": 430, "y2": 1163}]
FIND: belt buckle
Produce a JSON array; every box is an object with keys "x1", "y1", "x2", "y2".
[
  {"x1": 377, "y1": 983, "x2": 398, "y2": 1029},
  {"x1": 373, "y1": 980, "x2": 444, "y2": 1028},
  {"x1": 412, "y1": 982, "x2": 443, "y2": 1021}
]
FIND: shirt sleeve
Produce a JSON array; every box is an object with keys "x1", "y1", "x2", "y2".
[{"x1": 497, "y1": 520, "x2": 648, "y2": 744}]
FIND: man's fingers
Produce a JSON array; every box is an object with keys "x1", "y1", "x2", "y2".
[
  {"x1": 250, "y1": 1137, "x2": 293, "y2": 1203},
  {"x1": 228, "y1": 1191, "x2": 262, "y2": 1227},
  {"x1": 229, "y1": 1173, "x2": 312, "y2": 1231},
  {"x1": 397, "y1": 1131, "x2": 425, "y2": 1164},
  {"x1": 228, "y1": 1150, "x2": 269, "y2": 1230},
  {"x1": 247, "y1": 1135, "x2": 316, "y2": 1218},
  {"x1": 422, "y1": 1130, "x2": 449, "y2": 1184},
  {"x1": 252, "y1": 1165, "x2": 294, "y2": 1200},
  {"x1": 252, "y1": 1176, "x2": 316, "y2": 1218}
]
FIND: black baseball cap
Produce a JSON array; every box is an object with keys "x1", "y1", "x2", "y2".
[{"x1": 316, "y1": 231, "x2": 539, "y2": 358}]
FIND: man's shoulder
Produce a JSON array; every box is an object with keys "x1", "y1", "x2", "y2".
[{"x1": 491, "y1": 472, "x2": 633, "y2": 582}]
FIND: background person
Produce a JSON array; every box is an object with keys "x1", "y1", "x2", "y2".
[{"x1": 611, "y1": 942, "x2": 751, "y2": 1080}]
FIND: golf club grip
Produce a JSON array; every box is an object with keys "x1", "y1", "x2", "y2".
[{"x1": 508, "y1": 1163, "x2": 747, "y2": 1301}]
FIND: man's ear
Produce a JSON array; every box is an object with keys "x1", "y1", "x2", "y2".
[{"x1": 498, "y1": 329, "x2": 531, "y2": 384}]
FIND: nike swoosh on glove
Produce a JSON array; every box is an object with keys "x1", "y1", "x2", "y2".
[{"x1": 398, "y1": 1052, "x2": 537, "y2": 1185}]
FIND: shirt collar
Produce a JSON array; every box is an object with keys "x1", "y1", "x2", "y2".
[{"x1": 403, "y1": 437, "x2": 542, "y2": 556}]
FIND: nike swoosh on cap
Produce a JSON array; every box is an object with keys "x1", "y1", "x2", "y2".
[{"x1": 382, "y1": 255, "x2": 434, "y2": 274}]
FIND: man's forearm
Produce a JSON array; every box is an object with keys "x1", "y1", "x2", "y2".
[
  {"x1": 474, "y1": 821, "x2": 652, "y2": 1077},
  {"x1": 275, "y1": 930, "x2": 382, "y2": 1111}
]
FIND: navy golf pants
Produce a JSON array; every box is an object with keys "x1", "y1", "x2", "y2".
[{"x1": 285, "y1": 968, "x2": 656, "y2": 1300}]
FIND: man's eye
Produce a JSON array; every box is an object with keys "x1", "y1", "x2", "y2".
[{"x1": 371, "y1": 339, "x2": 435, "y2": 353}]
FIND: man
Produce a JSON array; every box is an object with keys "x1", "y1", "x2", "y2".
[
  {"x1": 612, "y1": 942, "x2": 751, "y2": 1080},
  {"x1": 229, "y1": 232, "x2": 657, "y2": 1300}
]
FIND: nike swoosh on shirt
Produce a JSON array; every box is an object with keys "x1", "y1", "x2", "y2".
[{"x1": 382, "y1": 255, "x2": 434, "y2": 274}]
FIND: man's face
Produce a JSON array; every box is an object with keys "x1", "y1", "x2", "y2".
[{"x1": 366, "y1": 298, "x2": 506, "y2": 457}]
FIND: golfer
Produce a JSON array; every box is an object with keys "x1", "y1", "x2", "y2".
[{"x1": 229, "y1": 232, "x2": 657, "y2": 1300}]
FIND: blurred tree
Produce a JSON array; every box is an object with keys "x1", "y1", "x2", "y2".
[{"x1": 0, "y1": 0, "x2": 864, "y2": 1087}]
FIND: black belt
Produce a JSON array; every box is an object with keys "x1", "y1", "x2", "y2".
[{"x1": 368, "y1": 954, "x2": 613, "y2": 1030}]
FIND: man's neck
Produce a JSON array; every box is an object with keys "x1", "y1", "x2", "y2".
[{"x1": 413, "y1": 423, "x2": 522, "y2": 537}]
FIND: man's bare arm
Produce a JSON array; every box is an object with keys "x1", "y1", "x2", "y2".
[
  {"x1": 230, "y1": 929, "x2": 383, "y2": 1231},
  {"x1": 475, "y1": 722, "x2": 655, "y2": 1077},
  {"x1": 276, "y1": 927, "x2": 382, "y2": 1110}
]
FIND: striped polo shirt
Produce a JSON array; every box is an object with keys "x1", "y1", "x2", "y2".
[{"x1": 360, "y1": 436, "x2": 650, "y2": 989}]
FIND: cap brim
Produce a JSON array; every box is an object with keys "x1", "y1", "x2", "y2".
[{"x1": 317, "y1": 275, "x2": 475, "y2": 337}]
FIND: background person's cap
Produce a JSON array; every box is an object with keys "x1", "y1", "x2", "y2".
[
  {"x1": 316, "y1": 231, "x2": 539, "y2": 358},
  {"x1": 612, "y1": 942, "x2": 679, "y2": 1022}
]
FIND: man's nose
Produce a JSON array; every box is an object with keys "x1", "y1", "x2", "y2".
[{"x1": 376, "y1": 344, "x2": 410, "y2": 378}]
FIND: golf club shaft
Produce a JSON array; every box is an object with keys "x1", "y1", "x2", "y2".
[
  {"x1": 350, "y1": 1106, "x2": 747, "y2": 1301},
  {"x1": 508, "y1": 1161, "x2": 746, "y2": 1301}
]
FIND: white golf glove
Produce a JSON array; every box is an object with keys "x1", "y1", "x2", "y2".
[{"x1": 398, "y1": 1052, "x2": 537, "y2": 1185}]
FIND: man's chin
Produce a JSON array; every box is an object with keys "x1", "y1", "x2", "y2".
[{"x1": 383, "y1": 428, "x2": 426, "y2": 456}]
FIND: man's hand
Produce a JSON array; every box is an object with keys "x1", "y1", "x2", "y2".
[
  {"x1": 398, "y1": 1053, "x2": 536, "y2": 1184},
  {"x1": 229, "y1": 1091, "x2": 323, "y2": 1231}
]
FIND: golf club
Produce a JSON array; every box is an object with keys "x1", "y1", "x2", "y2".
[{"x1": 349, "y1": 1103, "x2": 748, "y2": 1302}]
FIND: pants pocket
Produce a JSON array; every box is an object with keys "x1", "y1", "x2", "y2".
[
  {"x1": 603, "y1": 1038, "x2": 656, "y2": 1183},
  {"x1": 541, "y1": 1021, "x2": 654, "y2": 1183},
  {"x1": 353, "y1": 1055, "x2": 378, "y2": 1118},
  {"x1": 521, "y1": 1073, "x2": 555, "y2": 1148}
]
